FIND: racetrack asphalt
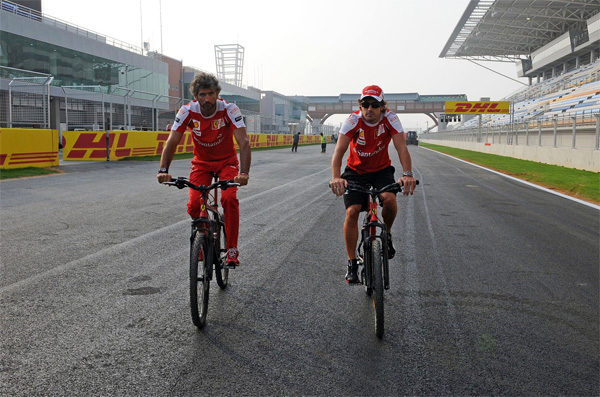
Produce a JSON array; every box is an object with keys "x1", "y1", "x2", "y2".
[{"x1": 1, "y1": 144, "x2": 598, "y2": 396}]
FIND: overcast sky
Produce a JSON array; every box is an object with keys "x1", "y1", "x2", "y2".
[{"x1": 43, "y1": 0, "x2": 529, "y2": 130}]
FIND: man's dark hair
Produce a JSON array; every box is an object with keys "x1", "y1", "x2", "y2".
[{"x1": 190, "y1": 72, "x2": 221, "y2": 97}]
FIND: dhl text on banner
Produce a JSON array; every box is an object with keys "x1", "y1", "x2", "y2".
[
  {"x1": 445, "y1": 101, "x2": 510, "y2": 114},
  {"x1": 62, "y1": 130, "x2": 193, "y2": 161},
  {"x1": 62, "y1": 131, "x2": 328, "y2": 162}
]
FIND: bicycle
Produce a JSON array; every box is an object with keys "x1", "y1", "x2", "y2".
[
  {"x1": 162, "y1": 174, "x2": 239, "y2": 329},
  {"x1": 345, "y1": 180, "x2": 418, "y2": 339}
]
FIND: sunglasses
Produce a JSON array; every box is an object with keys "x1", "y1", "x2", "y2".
[{"x1": 361, "y1": 101, "x2": 382, "y2": 109}]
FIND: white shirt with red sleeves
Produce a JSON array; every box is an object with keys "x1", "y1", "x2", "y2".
[
  {"x1": 339, "y1": 109, "x2": 404, "y2": 174},
  {"x1": 172, "y1": 99, "x2": 246, "y2": 163}
]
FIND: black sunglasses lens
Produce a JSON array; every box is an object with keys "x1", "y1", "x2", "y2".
[{"x1": 362, "y1": 102, "x2": 381, "y2": 109}]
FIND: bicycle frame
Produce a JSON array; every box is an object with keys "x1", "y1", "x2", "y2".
[
  {"x1": 163, "y1": 175, "x2": 239, "y2": 328},
  {"x1": 189, "y1": 176, "x2": 229, "y2": 273},
  {"x1": 342, "y1": 179, "x2": 418, "y2": 338},
  {"x1": 358, "y1": 192, "x2": 390, "y2": 290},
  {"x1": 164, "y1": 175, "x2": 236, "y2": 272}
]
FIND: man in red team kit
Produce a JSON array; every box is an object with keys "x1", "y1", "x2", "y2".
[
  {"x1": 157, "y1": 72, "x2": 251, "y2": 267},
  {"x1": 329, "y1": 85, "x2": 416, "y2": 283}
]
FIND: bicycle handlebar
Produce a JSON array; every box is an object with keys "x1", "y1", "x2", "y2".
[
  {"x1": 329, "y1": 179, "x2": 419, "y2": 195},
  {"x1": 162, "y1": 177, "x2": 240, "y2": 191}
]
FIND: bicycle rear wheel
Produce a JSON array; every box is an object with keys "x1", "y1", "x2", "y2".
[
  {"x1": 371, "y1": 239, "x2": 384, "y2": 339},
  {"x1": 214, "y1": 219, "x2": 229, "y2": 289},
  {"x1": 190, "y1": 232, "x2": 210, "y2": 328}
]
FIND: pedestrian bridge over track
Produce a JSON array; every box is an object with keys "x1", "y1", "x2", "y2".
[{"x1": 304, "y1": 93, "x2": 467, "y2": 129}]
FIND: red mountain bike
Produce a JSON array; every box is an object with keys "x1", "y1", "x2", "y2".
[
  {"x1": 163, "y1": 175, "x2": 239, "y2": 328},
  {"x1": 345, "y1": 180, "x2": 418, "y2": 338}
]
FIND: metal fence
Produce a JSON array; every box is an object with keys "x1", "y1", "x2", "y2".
[
  {"x1": 427, "y1": 112, "x2": 600, "y2": 150},
  {"x1": 0, "y1": 67, "x2": 336, "y2": 135},
  {"x1": 7, "y1": 76, "x2": 53, "y2": 128},
  {"x1": 60, "y1": 86, "x2": 186, "y2": 131}
]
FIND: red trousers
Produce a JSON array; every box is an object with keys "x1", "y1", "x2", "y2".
[{"x1": 188, "y1": 157, "x2": 239, "y2": 249}]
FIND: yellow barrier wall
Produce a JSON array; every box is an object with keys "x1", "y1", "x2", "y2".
[
  {"x1": 0, "y1": 128, "x2": 58, "y2": 169},
  {"x1": 62, "y1": 130, "x2": 194, "y2": 161},
  {"x1": 62, "y1": 131, "x2": 327, "y2": 161}
]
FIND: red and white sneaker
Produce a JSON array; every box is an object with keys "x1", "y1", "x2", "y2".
[{"x1": 226, "y1": 248, "x2": 240, "y2": 267}]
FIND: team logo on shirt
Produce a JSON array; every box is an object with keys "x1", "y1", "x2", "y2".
[
  {"x1": 357, "y1": 129, "x2": 366, "y2": 145},
  {"x1": 377, "y1": 125, "x2": 385, "y2": 137},
  {"x1": 212, "y1": 118, "x2": 225, "y2": 130},
  {"x1": 191, "y1": 120, "x2": 202, "y2": 136}
]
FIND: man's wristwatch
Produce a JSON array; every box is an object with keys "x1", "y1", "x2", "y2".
[
  {"x1": 158, "y1": 167, "x2": 168, "y2": 174},
  {"x1": 402, "y1": 170, "x2": 413, "y2": 177}
]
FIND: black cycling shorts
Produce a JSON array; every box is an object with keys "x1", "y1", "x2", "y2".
[{"x1": 341, "y1": 165, "x2": 396, "y2": 211}]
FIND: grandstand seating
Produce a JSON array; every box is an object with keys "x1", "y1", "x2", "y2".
[{"x1": 452, "y1": 60, "x2": 600, "y2": 129}]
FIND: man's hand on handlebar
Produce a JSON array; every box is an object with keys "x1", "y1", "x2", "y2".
[
  {"x1": 157, "y1": 171, "x2": 172, "y2": 184},
  {"x1": 233, "y1": 173, "x2": 249, "y2": 186},
  {"x1": 329, "y1": 177, "x2": 347, "y2": 197},
  {"x1": 400, "y1": 176, "x2": 417, "y2": 195}
]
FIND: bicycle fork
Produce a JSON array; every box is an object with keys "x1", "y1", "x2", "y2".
[
  {"x1": 191, "y1": 218, "x2": 214, "y2": 282},
  {"x1": 358, "y1": 217, "x2": 391, "y2": 290}
]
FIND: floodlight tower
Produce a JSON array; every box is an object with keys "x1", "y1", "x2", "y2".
[{"x1": 214, "y1": 44, "x2": 245, "y2": 87}]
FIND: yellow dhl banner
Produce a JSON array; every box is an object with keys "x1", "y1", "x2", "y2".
[
  {"x1": 62, "y1": 130, "x2": 193, "y2": 161},
  {"x1": 62, "y1": 131, "x2": 326, "y2": 161},
  {"x1": 445, "y1": 101, "x2": 510, "y2": 114},
  {"x1": 0, "y1": 128, "x2": 59, "y2": 169}
]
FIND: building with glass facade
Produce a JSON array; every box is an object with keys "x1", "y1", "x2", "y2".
[{"x1": 0, "y1": 0, "x2": 310, "y2": 134}]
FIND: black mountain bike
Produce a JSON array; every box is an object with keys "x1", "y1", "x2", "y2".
[
  {"x1": 346, "y1": 180, "x2": 418, "y2": 338},
  {"x1": 163, "y1": 175, "x2": 239, "y2": 328}
]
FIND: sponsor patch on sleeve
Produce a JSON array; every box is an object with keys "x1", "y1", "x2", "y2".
[
  {"x1": 235, "y1": 116, "x2": 242, "y2": 122},
  {"x1": 340, "y1": 114, "x2": 358, "y2": 135},
  {"x1": 387, "y1": 112, "x2": 403, "y2": 133}
]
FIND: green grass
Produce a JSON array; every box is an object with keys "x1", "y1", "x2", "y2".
[
  {"x1": 420, "y1": 142, "x2": 599, "y2": 203},
  {"x1": 0, "y1": 167, "x2": 61, "y2": 180}
]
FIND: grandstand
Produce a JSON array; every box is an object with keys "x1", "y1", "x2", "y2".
[
  {"x1": 457, "y1": 60, "x2": 600, "y2": 128},
  {"x1": 436, "y1": 0, "x2": 599, "y2": 129},
  {"x1": 428, "y1": 0, "x2": 600, "y2": 172}
]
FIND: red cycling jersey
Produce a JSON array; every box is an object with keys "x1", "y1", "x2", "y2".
[
  {"x1": 172, "y1": 99, "x2": 245, "y2": 164},
  {"x1": 171, "y1": 98, "x2": 246, "y2": 250},
  {"x1": 339, "y1": 109, "x2": 404, "y2": 174}
]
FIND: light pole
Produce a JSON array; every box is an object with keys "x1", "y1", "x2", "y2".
[{"x1": 159, "y1": 0, "x2": 163, "y2": 54}]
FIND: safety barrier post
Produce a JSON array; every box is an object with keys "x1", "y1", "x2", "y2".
[
  {"x1": 106, "y1": 129, "x2": 110, "y2": 161},
  {"x1": 538, "y1": 121, "x2": 542, "y2": 146},
  {"x1": 8, "y1": 87, "x2": 12, "y2": 127},
  {"x1": 525, "y1": 122, "x2": 529, "y2": 146},
  {"x1": 571, "y1": 116, "x2": 576, "y2": 149},
  {"x1": 553, "y1": 116, "x2": 558, "y2": 148},
  {"x1": 595, "y1": 114, "x2": 599, "y2": 150}
]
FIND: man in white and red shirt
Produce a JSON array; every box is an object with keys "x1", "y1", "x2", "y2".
[
  {"x1": 330, "y1": 85, "x2": 416, "y2": 283},
  {"x1": 157, "y1": 72, "x2": 251, "y2": 266}
]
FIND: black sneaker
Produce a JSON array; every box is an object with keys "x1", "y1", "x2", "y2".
[
  {"x1": 387, "y1": 234, "x2": 396, "y2": 259},
  {"x1": 345, "y1": 259, "x2": 360, "y2": 284}
]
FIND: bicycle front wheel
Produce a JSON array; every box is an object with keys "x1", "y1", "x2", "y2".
[
  {"x1": 214, "y1": 220, "x2": 229, "y2": 289},
  {"x1": 371, "y1": 239, "x2": 385, "y2": 339},
  {"x1": 190, "y1": 232, "x2": 210, "y2": 328}
]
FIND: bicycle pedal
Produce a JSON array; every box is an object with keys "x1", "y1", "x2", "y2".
[{"x1": 224, "y1": 263, "x2": 238, "y2": 269}]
